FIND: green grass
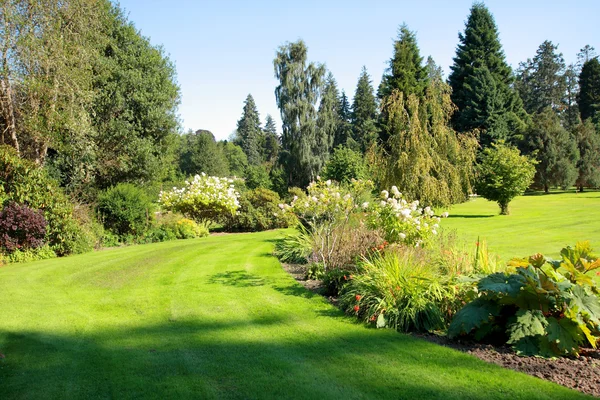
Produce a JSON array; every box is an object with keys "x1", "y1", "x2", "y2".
[
  {"x1": 442, "y1": 191, "x2": 600, "y2": 260},
  {"x1": 0, "y1": 231, "x2": 590, "y2": 399}
]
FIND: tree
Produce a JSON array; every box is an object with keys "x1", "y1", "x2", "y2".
[
  {"x1": 515, "y1": 41, "x2": 566, "y2": 115},
  {"x1": 426, "y1": 56, "x2": 444, "y2": 82},
  {"x1": 322, "y1": 147, "x2": 368, "y2": 184},
  {"x1": 315, "y1": 72, "x2": 339, "y2": 170},
  {"x1": 574, "y1": 120, "x2": 600, "y2": 191},
  {"x1": 448, "y1": 3, "x2": 526, "y2": 146},
  {"x1": 378, "y1": 24, "x2": 428, "y2": 100},
  {"x1": 334, "y1": 90, "x2": 352, "y2": 148},
  {"x1": 351, "y1": 67, "x2": 378, "y2": 152},
  {"x1": 475, "y1": 142, "x2": 536, "y2": 215},
  {"x1": 563, "y1": 64, "x2": 581, "y2": 130},
  {"x1": 221, "y1": 141, "x2": 248, "y2": 178},
  {"x1": 273, "y1": 40, "x2": 325, "y2": 187},
  {"x1": 377, "y1": 83, "x2": 477, "y2": 207},
  {"x1": 578, "y1": 58, "x2": 600, "y2": 122},
  {"x1": 523, "y1": 108, "x2": 579, "y2": 192},
  {"x1": 236, "y1": 94, "x2": 263, "y2": 165},
  {"x1": 179, "y1": 130, "x2": 229, "y2": 177},
  {"x1": 262, "y1": 115, "x2": 280, "y2": 163}
]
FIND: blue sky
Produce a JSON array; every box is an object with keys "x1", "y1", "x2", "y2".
[{"x1": 117, "y1": 0, "x2": 599, "y2": 140}]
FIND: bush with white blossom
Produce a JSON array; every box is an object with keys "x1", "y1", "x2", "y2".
[
  {"x1": 159, "y1": 173, "x2": 240, "y2": 226},
  {"x1": 366, "y1": 186, "x2": 448, "y2": 246}
]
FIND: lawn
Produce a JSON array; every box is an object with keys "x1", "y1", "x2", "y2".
[
  {"x1": 442, "y1": 191, "x2": 600, "y2": 260},
  {"x1": 0, "y1": 231, "x2": 590, "y2": 399}
]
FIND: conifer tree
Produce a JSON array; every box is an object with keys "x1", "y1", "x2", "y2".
[
  {"x1": 315, "y1": 72, "x2": 340, "y2": 171},
  {"x1": 236, "y1": 94, "x2": 263, "y2": 165},
  {"x1": 351, "y1": 66, "x2": 378, "y2": 152},
  {"x1": 448, "y1": 3, "x2": 526, "y2": 146},
  {"x1": 273, "y1": 40, "x2": 325, "y2": 187},
  {"x1": 262, "y1": 114, "x2": 280, "y2": 164},
  {"x1": 334, "y1": 90, "x2": 352, "y2": 148},
  {"x1": 378, "y1": 24, "x2": 428, "y2": 100},
  {"x1": 574, "y1": 120, "x2": 600, "y2": 191},
  {"x1": 578, "y1": 58, "x2": 600, "y2": 122}
]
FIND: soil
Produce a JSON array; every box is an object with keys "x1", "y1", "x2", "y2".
[{"x1": 282, "y1": 263, "x2": 600, "y2": 397}]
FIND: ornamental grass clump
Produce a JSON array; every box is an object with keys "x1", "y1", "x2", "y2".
[
  {"x1": 449, "y1": 241, "x2": 600, "y2": 357},
  {"x1": 159, "y1": 173, "x2": 240, "y2": 226}
]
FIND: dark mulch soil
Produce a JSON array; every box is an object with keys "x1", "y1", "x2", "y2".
[{"x1": 282, "y1": 263, "x2": 600, "y2": 397}]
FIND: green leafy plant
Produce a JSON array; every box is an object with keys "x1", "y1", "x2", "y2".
[
  {"x1": 273, "y1": 225, "x2": 313, "y2": 264},
  {"x1": 97, "y1": 183, "x2": 154, "y2": 238},
  {"x1": 226, "y1": 188, "x2": 295, "y2": 232},
  {"x1": 449, "y1": 242, "x2": 600, "y2": 357}
]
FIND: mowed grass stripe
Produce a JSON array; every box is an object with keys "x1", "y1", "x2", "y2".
[{"x1": 0, "y1": 230, "x2": 590, "y2": 399}]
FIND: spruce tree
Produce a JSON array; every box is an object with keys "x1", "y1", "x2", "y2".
[
  {"x1": 273, "y1": 40, "x2": 325, "y2": 187},
  {"x1": 563, "y1": 64, "x2": 581, "y2": 130},
  {"x1": 378, "y1": 24, "x2": 428, "y2": 100},
  {"x1": 515, "y1": 41, "x2": 566, "y2": 115},
  {"x1": 448, "y1": 3, "x2": 526, "y2": 146},
  {"x1": 351, "y1": 66, "x2": 378, "y2": 152},
  {"x1": 334, "y1": 90, "x2": 352, "y2": 148},
  {"x1": 425, "y1": 56, "x2": 444, "y2": 82},
  {"x1": 262, "y1": 114, "x2": 280, "y2": 164},
  {"x1": 315, "y1": 72, "x2": 340, "y2": 171},
  {"x1": 574, "y1": 120, "x2": 600, "y2": 191},
  {"x1": 578, "y1": 58, "x2": 600, "y2": 122},
  {"x1": 236, "y1": 94, "x2": 263, "y2": 165}
]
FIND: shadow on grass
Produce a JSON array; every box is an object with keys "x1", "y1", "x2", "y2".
[
  {"x1": 447, "y1": 214, "x2": 495, "y2": 218},
  {"x1": 0, "y1": 316, "x2": 581, "y2": 400},
  {"x1": 207, "y1": 270, "x2": 266, "y2": 287}
]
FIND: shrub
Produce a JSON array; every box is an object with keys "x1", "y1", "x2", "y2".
[
  {"x1": 97, "y1": 183, "x2": 154, "y2": 237},
  {"x1": 273, "y1": 225, "x2": 313, "y2": 264},
  {"x1": 449, "y1": 242, "x2": 600, "y2": 357},
  {"x1": 159, "y1": 173, "x2": 239, "y2": 226},
  {"x1": 322, "y1": 267, "x2": 352, "y2": 296},
  {"x1": 175, "y1": 218, "x2": 208, "y2": 239},
  {"x1": 0, "y1": 203, "x2": 47, "y2": 253},
  {"x1": 4, "y1": 244, "x2": 57, "y2": 263},
  {"x1": 0, "y1": 145, "x2": 88, "y2": 256},
  {"x1": 226, "y1": 188, "x2": 294, "y2": 232},
  {"x1": 244, "y1": 165, "x2": 272, "y2": 190},
  {"x1": 322, "y1": 147, "x2": 368, "y2": 184}
]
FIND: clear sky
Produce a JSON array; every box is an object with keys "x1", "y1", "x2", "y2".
[{"x1": 117, "y1": 0, "x2": 599, "y2": 140}]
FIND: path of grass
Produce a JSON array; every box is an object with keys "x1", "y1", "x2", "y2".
[
  {"x1": 0, "y1": 231, "x2": 590, "y2": 399},
  {"x1": 442, "y1": 191, "x2": 600, "y2": 260}
]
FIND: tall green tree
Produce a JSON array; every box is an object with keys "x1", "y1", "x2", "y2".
[
  {"x1": 425, "y1": 56, "x2": 444, "y2": 82},
  {"x1": 262, "y1": 114, "x2": 280, "y2": 164},
  {"x1": 273, "y1": 40, "x2": 325, "y2": 187},
  {"x1": 563, "y1": 64, "x2": 581, "y2": 130},
  {"x1": 524, "y1": 108, "x2": 579, "y2": 192},
  {"x1": 315, "y1": 72, "x2": 339, "y2": 170},
  {"x1": 574, "y1": 120, "x2": 600, "y2": 191},
  {"x1": 515, "y1": 41, "x2": 567, "y2": 115},
  {"x1": 378, "y1": 24, "x2": 428, "y2": 100},
  {"x1": 351, "y1": 67, "x2": 378, "y2": 152},
  {"x1": 221, "y1": 141, "x2": 248, "y2": 178},
  {"x1": 334, "y1": 90, "x2": 352, "y2": 148},
  {"x1": 236, "y1": 94, "x2": 263, "y2": 165},
  {"x1": 578, "y1": 58, "x2": 600, "y2": 122},
  {"x1": 448, "y1": 3, "x2": 526, "y2": 146},
  {"x1": 179, "y1": 130, "x2": 229, "y2": 177}
]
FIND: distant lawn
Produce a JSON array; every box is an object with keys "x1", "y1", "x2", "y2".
[
  {"x1": 442, "y1": 191, "x2": 600, "y2": 260},
  {"x1": 0, "y1": 231, "x2": 589, "y2": 399}
]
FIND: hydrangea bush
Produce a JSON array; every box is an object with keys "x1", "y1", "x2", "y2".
[{"x1": 159, "y1": 173, "x2": 240, "y2": 226}]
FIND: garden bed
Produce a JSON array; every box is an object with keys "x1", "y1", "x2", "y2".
[{"x1": 283, "y1": 263, "x2": 600, "y2": 397}]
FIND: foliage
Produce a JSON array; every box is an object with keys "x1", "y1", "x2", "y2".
[
  {"x1": 225, "y1": 188, "x2": 294, "y2": 232},
  {"x1": 244, "y1": 164, "x2": 272, "y2": 190},
  {"x1": 377, "y1": 86, "x2": 477, "y2": 207},
  {"x1": 262, "y1": 115, "x2": 280, "y2": 164},
  {"x1": 159, "y1": 173, "x2": 240, "y2": 226},
  {"x1": 273, "y1": 40, "x2": 326, "y2": 187},
  {"x1": 236, "y1": 94, "x2": 263, "y2": 165},
  {"x1": 322, "y1": 147, "x2": 368, "y2": 184},
  {"x1": 335, "y1": 90, "x2": 353, "y2": 149},
  {"x1": 578, "y1": 57, "x2": 600, "y2": 122},
  {"x1": 315, "y1": 73, "x2": 339, "y2": 171},
  {"x1": 351, "y1": 67, "x2": 378, "y2": 152},
  {"x1": 222, "y1": 141, "x2": 248, "y2": 178},
  {"x1": 97, "y1": 183, "x2": 153, "y2": 237},
  {"x1": 449, "y1": 242, "x2": 600, "y2": 357},
  {"x1": 179, "y1": 130, "x2": 230, "y2": 177},
  {"x1": 2, "y1": 244, "x2": 57, "y2": 264},
  {"x1": 0, "y1": 203, "x2": 47, "y2": 253},
  {"x1": 341, "y1": 248, "x2": 473, "y2": 333},
  {"x1": 448, "y1": 3, "x2": 527, "y2": 146},
  {"x1": 0, "y1": 145, "x2": 88, "y2": 256},
  {"x1": 273, "y1": 226, "x2": 313, "y2": 264},
  {"x1": 475, "y1": 142, "x2": 536, "y2": 215},
  {"x1": 322, "y1": 267, "x2": 352, "y2": 296},
  {"x1": 155, "y1": 213, "x2": 209, "y2": 240},
  {"x1": 574, "y1": 120, "x2": 600, "y2": 190}
]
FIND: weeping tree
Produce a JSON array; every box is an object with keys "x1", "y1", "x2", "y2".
[
  {"x1": 377, "y1": 81, "x2": 477, "y2": 207},
  {"x1": 273, "y1": 40, "x2": 325, "y2": 187}
]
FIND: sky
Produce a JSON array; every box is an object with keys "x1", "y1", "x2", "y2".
[{"x1": 117, "y1": 0, "x2": 599, "y2": 141}]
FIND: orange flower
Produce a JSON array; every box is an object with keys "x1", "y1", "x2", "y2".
[
  {"x1": 355, "y1": 294, "x2": 362, "y2": 301},
  {"x1": 353, "y1": 305, "x2": 360, "y2": 312}
]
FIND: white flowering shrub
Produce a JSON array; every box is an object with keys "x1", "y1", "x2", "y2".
[
  {"x1": 159, "y1": 173, "x2": 240, "y2": 226},
  {"x1": 366, "y1": 186, "x2": 448, "y2": 246}
]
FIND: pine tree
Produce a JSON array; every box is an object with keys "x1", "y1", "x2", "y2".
[
  {"x1": 351, "y1": 66, "x2": 378, "y2": 152},
  {"x1": 448, "y1": 3, "x2": 526, "y2": 146},
  {"x1": 334, "y1": 90, "x2": 352, "y2": 148},
  {"x1": 425, "y1": 56, "x2": 444, "y2": 82},
  {"x1": 273, "y1": 40, "x2": 325, "y2": 187},
  {"x1": 378, "y1": 24, "x2": 428, "y2": 100},
  {"x1": 515, "y1": 41, "x2": 567, "y2": 115},
  {"x1": 236, "y1": 94, "x2": 263, "y2": 165},
  {"x1": 578, "y1": 58, "x2": 600, "y2": 122},
  {"x1": 563, "y1": 64, "x2": 581, "y2": 130},
  {"x1": 574, "y1": 120, "x2": 600, "y2": 191},
  {"x1": 315, "y1": 72, "x2": 340, "y2": 171},
  {"x1": 262, "y1": 114, "x2": 280, "y2": 164}
]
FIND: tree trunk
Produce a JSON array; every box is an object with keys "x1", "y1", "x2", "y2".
[
  {"x1": 0, "y1": 73, "x2": 19, "y2": 155},
  {"x1": 499, "y1": 201, "x2": 509, "y2": 215},
  {"x1": 544, "y1": 184, "x2": 549, "y2": 193}
]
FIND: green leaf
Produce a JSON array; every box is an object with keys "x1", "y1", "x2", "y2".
[
  {"x1": 546, "y1": 317, "x2": 582, "y2": 356},
  {"x1": 448, "y1": 298, "x2": 500, "y2": 339},
  {"x1": 507, "y1": 310, "x2": 548, "y2": 344},
  {"x1": 478, "y1": 273, "x2": 525, "y2": 298},
  {"x1": 570, "y1": 285, "x2": 600, "y2": 325},
  {"x1": 512, "y1": 336, "x2": 541, "y2": 356}
]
